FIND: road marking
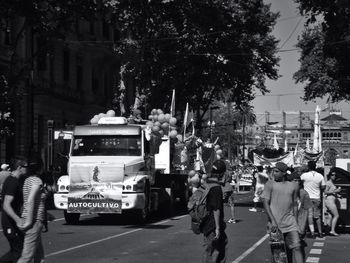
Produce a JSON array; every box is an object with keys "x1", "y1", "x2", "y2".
[
  {"x1": 306, "y1": 257, "x2": 320, "y2": 263},
  {"x1": 309, "y1": 248, "x2": 322, "y2": 255},
  {"x1": 313, "y1": 242, "x2": 324, "y2": 247},
  {"x1": 231, "y1": 234, "x2": 269, "y2": 263},
  {"x1": 46, "y1": 214, "x2": 187, "y2": 258}
]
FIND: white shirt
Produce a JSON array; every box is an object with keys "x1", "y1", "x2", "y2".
[{"x1": 300, "y1": 171, "x2": 326, "y2": 199}]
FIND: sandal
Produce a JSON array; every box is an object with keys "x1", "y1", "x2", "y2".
[
  {"x1": 329, "y1": 232, "x2": 339, "y2": 236},
  {"x1": 227, "y1": 218, "x2": 237, "y2": 224}
]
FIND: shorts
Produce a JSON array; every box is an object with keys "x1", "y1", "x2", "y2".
[
  {"x1": 283, "y1": 230, "x2": 301, "y2": 249},
  {"x1": 223, "y1": 191, "x2": 234, "y2": 206},
  {"x1": 309, "y1": 199, "x2": 321, "y2": 218}
]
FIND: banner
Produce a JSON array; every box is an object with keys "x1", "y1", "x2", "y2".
[
  {"x1": 68, "y1": 164, "x2": 123, "y2": 213},
  {"x1": 253, "y1": 152, "x2": 294, "y2": 167}
]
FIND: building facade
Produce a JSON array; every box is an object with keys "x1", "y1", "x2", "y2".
[{"x1": 0, "y1": 16, "x2": 135, "y2": 166}]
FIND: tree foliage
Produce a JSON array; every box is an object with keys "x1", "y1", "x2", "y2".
[
  {"x1": 108, "y1": 0, "x2": 279, "y2": 122},
  {"x1": 294, "y1": 0, "x2": 350, "y2": 102}
]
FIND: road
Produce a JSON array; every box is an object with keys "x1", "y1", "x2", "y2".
[{"x1": 1, "y1": 192, "x2": 349, "y2": 262}]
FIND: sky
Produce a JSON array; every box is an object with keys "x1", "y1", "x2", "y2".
[{"x1": 253, "y1": 0, "x2": 350, "y2": 124}]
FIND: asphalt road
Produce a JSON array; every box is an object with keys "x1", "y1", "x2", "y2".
[{"x1": 1, "y1": 192, "x2": 349, "y2": 262}]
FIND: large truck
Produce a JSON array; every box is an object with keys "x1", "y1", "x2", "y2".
[{"x1": 54, "y1": 116, "x2": 199, "y2": 224}]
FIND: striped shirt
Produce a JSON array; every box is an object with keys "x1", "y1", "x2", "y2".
[{"x1": 21, "y1": 175, "x2": 46, "y2": 222}]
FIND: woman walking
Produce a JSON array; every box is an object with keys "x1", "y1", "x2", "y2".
[{"x1": 324, "y1": 170, "x2": 341, "y2": 236}]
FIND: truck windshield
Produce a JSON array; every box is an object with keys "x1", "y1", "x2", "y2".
[{"x1": 71, "y1": 135, "x2": 142, "y2": 156}]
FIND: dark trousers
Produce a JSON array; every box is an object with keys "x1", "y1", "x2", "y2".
[{"x1": 0, "y1": 222, "x2": 24, "y2": 263}]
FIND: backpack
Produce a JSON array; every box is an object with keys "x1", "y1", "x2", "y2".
[{"x1": 187, "y1": 185, "x2": 212, "y2": 234}]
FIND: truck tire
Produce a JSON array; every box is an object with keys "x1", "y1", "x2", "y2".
[{"x1": 64, "y1": 210, "x2": 80, "y2": 225}]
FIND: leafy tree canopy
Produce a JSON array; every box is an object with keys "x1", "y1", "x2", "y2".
[
  {"x1": 108, "y1": 0, "x2": 280, "y2": 120},
  {"x1": 294, "y1": 0, "x2": 350, "y2": 102}
]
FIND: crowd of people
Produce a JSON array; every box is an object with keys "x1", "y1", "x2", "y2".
[
  {"x1": 0, "y1": 155, "x2": 50, "y2": 263},
  {"x1": 188, "y1": 157, "x2": 342, "y2": 263}
]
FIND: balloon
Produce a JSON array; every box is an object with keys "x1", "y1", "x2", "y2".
[
  {"x1": 189, "y1": 175, "x2": 200, "y2": 188},
  {"x1": 153, "y1": 115, "x2": 158, "y2": 121},
  {"x1": 158, "y1": 114, "x2": 166, "y2": 123},
  {"x1": 214, "y1": 145, "x2": 220, "y2": 151},
  {"x1": 90, "y1": 118, "x2": 98, "y2": 124},
  {"x1": 152, "y1": 125, "x2": 160, "y2": 132},
  {"x1": 176, "y1": 134, "x2": 183, "y2": 142},
  {"x1": 170, "y1": 125, "x2": 177, "y2": 130},
  {"x1": 148, "y1": 115, "x2": 154, "y2": 120},
  {"x1": 165, "y1": 113, "x2": 171, "y2": 121},
  {"x1": 146, "y1": 121, "x2": 154, "y2": 127},
  {"x1": 158, "y1": 130, "x2": 164, "y2": 136},
  {"x1": 188, "y1": 170, "x2": 196, "y2": 178},
  {"x1": 157, "y1": 109, "x2": 163, "y2": 115},
  {"x1": 151, "y1": 109, "x2": 157, "y2": 115},
  {"x1": 216, "y1": 149, "x2": 223, "y2": 155},
  {"x1": 169, "y1": 130, "x2": 178, "y2": 138},
  {"x1": 106, "y1": 110, "x2": 115, "y2": 117},
  {"x1": 169, "y1": 117, "x2": 177, "y2": 126},
  {"x1": 98, "y1": 113, "x2": 106, "y2": 118},
  {"x1": 154, "y1": 121, "x2": 161, "y2": 127},
  {"x1": 161, "y1": 122, "x2": 169, "y2": 130}
]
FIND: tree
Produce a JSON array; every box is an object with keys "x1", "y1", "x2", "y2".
[
  {"x1": 108, "y1": 0, "x2": 280, "y2": 124},
  {"x1": 0, "y1": 75, "x2": 14, "y2": 139},
  {"x1": 294, "y1": 0, "x2": 350, "y2": 102}
]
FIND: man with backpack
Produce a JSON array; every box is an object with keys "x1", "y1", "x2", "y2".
[{"x1": 188, "y1": 159, "x2": 227, "y2": 263}]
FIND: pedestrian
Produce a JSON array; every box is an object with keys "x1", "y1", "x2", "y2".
[
  {"x1": 17, "y1": 156, "x2": 47, "y2": 263},
  {"x1": 201, "y1": 159, "x2": 228, "y2": 263},
  {"x1": 249, "y1": 167, "x2": 269, "y2": 212},
  {"x1": 0, "y1": 156, "x2": 28, "y2": 263},
  {"x1": 300, "y1": 160, "x2": 326, "y2": 238},
  {"x1": 221, "y1": 170, "x2": 236, "y2": 224},
  {"x1": 0, "y1": 164, "x2": 11, "y2": 195},
  {"x1": 324, "y1": 170, "x2": 341, "y2": 236},
  {"x1": 261, "y1": 162, "x2": 303, "y2": 263}
]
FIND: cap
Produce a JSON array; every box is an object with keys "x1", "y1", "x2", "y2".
[
  {"x1": 211, "y1": 160, "x2": 227, "y2": 174},
  {"x1": 1, "y1": 163, "x2": 9, "y2": 170},
  {"x1": 275, "y1": 162, "x2": 288, "y2": 173}
]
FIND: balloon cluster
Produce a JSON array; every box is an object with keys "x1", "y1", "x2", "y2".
[
  {"x1": 90, "y1": 110, "x2": 116, "y2": 124},
  {"x1": 214, "y1": 144, "x2": 223, "y2": 159},
  {"x1": 188, "y1": 170, "x2": 207, "y2": 190},
  {"x1": 146, "y1": 109, "x2": 178, "y2": 138}
]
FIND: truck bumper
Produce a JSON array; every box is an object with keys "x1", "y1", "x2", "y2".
[
  {"x1": 53, "y1": 192, "x2": 145, "y2": 211},
  {"x1": 54, "y1": 193, "x2": 68, "y2": 210}
]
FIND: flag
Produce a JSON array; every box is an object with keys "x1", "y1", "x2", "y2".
[
  {"x1": 273, "y1": 134, "x2": 279, "y2": 150},
  {"x1": 170, "y1": 89, "x2": 175, "y2": 117},
  {"x1": 186, "y1": 110, "x2": 195, "y2": 137},
  {"x1": 183, "y1": 103, "x2": 189, "y2": 139}
]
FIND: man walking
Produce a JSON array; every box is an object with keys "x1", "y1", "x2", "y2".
[
  {"x1": 202, "y1": 159, "x2": 228, "y2": 263},
  {"x1": 0, "y1": 156, "x2": 28, "y2": 263},
  {"x1": 300, "y1": 160, "x2": 326, "y2": 238},
  {"x1": 262, "y1": 162, "x2": 303, "y2": 263}
]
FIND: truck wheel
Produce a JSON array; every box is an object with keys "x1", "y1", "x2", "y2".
[
  {"x1": 64, "y1": 210, "x2": 80, "y2": 225},
  {"x1": 135, "y1": 181, "x2": 150, "y2": 224}
]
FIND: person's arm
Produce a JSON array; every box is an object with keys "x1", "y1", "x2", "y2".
[
  {"x1": 2, "y1": 195, "x2": 21, "y2": 226},
  {"x1": 213, "y1": 209, "x2": 220, "y2": 239},
  {"x1": 19, "y1": 183, "x2": 41, "y2": 230},
  {"x1": 262, "y1": 198, "x2": 278, "y2": 231}
]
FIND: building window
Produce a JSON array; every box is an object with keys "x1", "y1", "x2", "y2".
[
  {"x1": 92, "y1": 69, "x2": 99, "y2": 95},
  {"x1": 37, "y1": 37, "x2": 47, "y2": 71},
  {"x1": 102, "y1": 21, "x2": 110, "y2": 39},
  {"x1": 63, "y1": 50, "x2": 70, "y2": 82},
  {"x1": 89, "y1": 22, "x2": 95, "y2": 35}
]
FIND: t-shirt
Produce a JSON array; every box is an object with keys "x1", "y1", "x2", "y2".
[
  {"x1": 300, "y1": 171, "x2": 326, "y2": 199},
  {"x1": 261, "y1": 180, "x2": 299, "y2": 233},
  {"x1": 202, "y1": 184, "x2": 225, "y2": 236},
  {"x1": 1, "y1": 176, "x2": 23, "y2": 228},
  {"x1": 21, "y1": 176, "x2": 46, "y2": 222}
]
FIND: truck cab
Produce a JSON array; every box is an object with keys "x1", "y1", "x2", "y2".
[{"x1": 54, "y1": 117, "x2": 154, "y2": 224}]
